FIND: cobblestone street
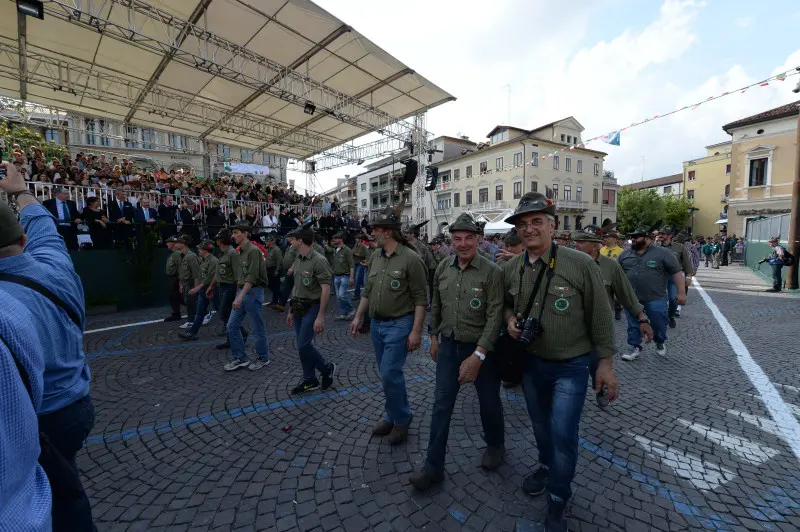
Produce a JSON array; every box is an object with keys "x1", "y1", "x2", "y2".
[{"x1": 79, "y1": 265, "x2": 800, "y2": 532}]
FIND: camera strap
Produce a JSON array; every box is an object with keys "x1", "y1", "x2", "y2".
[{"x1": 516, "y1": 242, "x2": 558, "y2": 321}]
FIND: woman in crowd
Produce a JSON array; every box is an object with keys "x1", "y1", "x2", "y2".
[{"x1": 82, "y1": 196, "x2": 112, "y2": 249}]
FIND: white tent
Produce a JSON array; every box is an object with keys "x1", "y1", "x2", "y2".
[{"x1": 483, "y1": 209, "x2": 515, "y2": 235}]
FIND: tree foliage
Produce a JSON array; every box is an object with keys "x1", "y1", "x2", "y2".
[
  {"x1": 0, "y1": 120, "x2": 67, "y2": 160},
  {"x1": 617, "y1": 187, "x2": 695, "y2": 233}
]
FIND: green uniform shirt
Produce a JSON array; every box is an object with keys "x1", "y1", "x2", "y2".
[
  {"x1": 331, "y1": 245, "x2": 354, "y2": 276},
  {"x1": 292, "y1": 250, "x2": 331, "y2": 300},
  {"x1": 411, "y1": 240, "x2": 433, "y2": 269},
  {"x1": 265, "y1": 245, "x2": 283, "y2": 273},
  {"x1": 363, "y1": 245, "x2": 428, "y2": 319},
  {"x1": 353, "y1": 242, "x2": 368, "y2": 263},
  {"x1": 596, "y1": 254, "x2": 643, "y2": 317},
  {"x1": 239, "y1": 240, "x2": 267, "y2": 287},
  {"x1": 283, "y1": 246, "x2": 297, "y2": 272},
  {"x1": 217, "y1": 247, "x2": 237, "y2": 284},
  {"x1": 478, "y1": 248, "x2": 492, "y2": 261},
  {"x1": 430, "y1": 253, "x2": 504, "y2": 352},
  {"x1": 166, "y1": 249, "x2": 181, "y2": 277},
  {"x1": 503, "y1": 246, "x2": 615, "y2": 360},
  {"x1": 313, "y1": 242, "x2": 325, "y2": 256},
  {"x1": 430, "y1": 250, "x2": 448, "y2": 271},
  {"x1": 200, "y1": 254, "x2": 219, "y2": 286},
  {"x1": 662, "y1": 241, "x2": 694, "y2": 275},
  {"x1": 324, "y1": 245, "x2": 335, "y2": 266},
  {"x1": 179, "y1": 251, "x2": 200, "y2": 283}
]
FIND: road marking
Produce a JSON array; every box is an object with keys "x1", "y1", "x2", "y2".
[
  {"x1": 694, "y1": 278, "x2": 800, "y2": 462},
  {"x1": 678, "y1": 419, "x2": 779, "y2": 465},
  {"x1": 85, "y1": 318, "x2": 172, "y2": 334}
]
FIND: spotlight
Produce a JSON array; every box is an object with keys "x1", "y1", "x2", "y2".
[
  {"x1": 304, "y1": 101, "x2": 316, "y2": 115},
  {"x1": 17, "y1": 0, "x2": 44, "y2": 19}
]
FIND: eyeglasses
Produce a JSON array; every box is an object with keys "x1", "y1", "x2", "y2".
[{"x1": 514, "y1": 219, "x2": 548, "y2": 231}]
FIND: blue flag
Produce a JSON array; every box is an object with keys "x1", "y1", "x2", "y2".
[{"x1": 600, "y1": 130, "x2": 621, "y2": 146}]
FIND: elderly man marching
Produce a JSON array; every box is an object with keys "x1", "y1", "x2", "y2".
[
  {"x1": 572, "y1": 225, "x2": 653, "y2": 407},
  {"x1": 408, "y1": 213, "x2": 505, "y2": 491},
  {"x1": 349, "y1": 201, "x2": 428, "y2": 444},
  {"x1": 656, "y1": 226, "x2": 694, "y2": 327},
  {"x1": 503, "y1": 192, "x2": 618, "y2": 532}
]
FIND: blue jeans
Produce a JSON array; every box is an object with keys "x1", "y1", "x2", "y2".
[
  {"x1": 522, "y1": 354, "x2": 590, "y2": 502},
  {"x1": 426, "y1": 337, "x2": 504, "y2": 473},
  {"x1": 772, "y1": 263, "x2": 783, "y2": 291},
  {"x1": 371, "y1": 314, "x2": 414, "y2": 424},
  {"x1": 333, "y1": 275, "x2": 353, "y2": 315},
  {"x1": 188, "y1": 289, "x2": 211, "y2": 335},
  {"x1": 354, "y1": 264, "x2": 367, "y2": 299},
  {"x1": 667, "y1": 277, "x2": 678, "y2": 317},
  {"x1": 217, "y1": 283, "x2": 236, "y2": 325},
  {"x1": 294, "y1": 303, "x2": 332, "y2": 380},
  {"x1": 227, "y1": 287, "x2": 268, "y2": 361},
  {"x1": 38, "y1": 395, "x2": 97, "y2": 532},
  {"x1": 626, "y1": 298, "x2": 668, "y2": 347}
]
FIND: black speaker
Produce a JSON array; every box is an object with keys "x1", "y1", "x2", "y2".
[
  {"x1": 424, "y1": 166, "x2": 439, "y2": 191},
  {"x1": 397, "y1": 159, "x2": 418, "y2": 193}
]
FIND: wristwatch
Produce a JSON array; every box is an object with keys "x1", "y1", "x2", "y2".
[
  {"x1": 473, "y1": 351, "x2": 486, "y2": 361},
  {"x1": 639, "y1": 317, "x2": 650, "y2": 325}
]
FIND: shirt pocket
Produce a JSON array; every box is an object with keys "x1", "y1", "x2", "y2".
[
  {"x1": 387, "y1": 269, "x2": 405, "y2": 292},
  {"x1": 466, "y1": 284, "x2": 486, "y2": 312},
  {"x1": 299, "y1": 269, "x2": 315, "y2": 288},
  {"x1": 546, "y1": 283, "x2": 578, "y2": 317}
]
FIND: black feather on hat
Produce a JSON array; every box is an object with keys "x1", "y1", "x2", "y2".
[{"x1": 372, "y1": 196, "x2": 406, "y2": 228}]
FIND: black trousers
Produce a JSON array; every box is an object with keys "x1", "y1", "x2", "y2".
[
  {"x1": 38, "y1": 395, "x2": 97, "y2": 532},
  {"x1": 57, "y1": 224, "x2": 79, "y2": 250},
  {"x1": 267, "y1": 272, "x2": 282, "y2": 303},
  {"x1": 168, "y1": 276, "x2": 182, "y2": 316}
]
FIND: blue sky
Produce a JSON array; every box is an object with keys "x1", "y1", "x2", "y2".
[{"x1": 293, "y1": 0, "x2": 800, "y2": 190}]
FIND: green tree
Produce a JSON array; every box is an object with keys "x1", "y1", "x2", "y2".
[
  {"x1": 617, "y1": 188, "x2": 665, "y2": 233},
  {"x1": 662, "y1": 194, "x2": 695, "y2": 229}
]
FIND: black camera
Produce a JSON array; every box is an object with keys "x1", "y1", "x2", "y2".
[{"x1": 516, "y1": 316, "x2": 542, "y2": 345}]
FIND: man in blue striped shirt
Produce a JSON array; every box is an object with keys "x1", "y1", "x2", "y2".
[
  {"x1": 0, "y1": 289, "x2": 52, "y2": 531},
  {"x1": 0, "y1": 162, "x2": 96, "y2": 531}
]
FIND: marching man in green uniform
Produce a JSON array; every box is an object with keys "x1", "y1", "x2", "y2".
[
  {"x1": 176, "y1": 234, "x2": 200, "y2": 330},
  {"x1": 405, "y1": 220, "x2": 434, "y2": 264},
  {"x1": 408, "y1": 213, "x2": 506, "y2": 490},
  {"x1": 223, "y1": 221, "x2": 270, "y2": 371},
  {"x1": 208, "y1": 229, "x2": 246, "y2": 350},
  {"x1": 286, "y1": 222, "x2": 338, "y2": 394},
  {"x1": 330, "y1": 231, "x2": 355, "y2": 320},
  {"x1": 179, "y1": 239, "x2": 219, "y2": 341},
  {"x1": 350, "y1": 201, "x2": 428, "y2": 444},
  {"x1": 264, "y1": 235, "x2": 283, "y2": 306},
  {"x1": 352, "y1": 234, "x2": 370, "y2": 300},
  {"x1": 657, "y1": 226, "x2": 694, "y2": 327},
  {"x1": 427, "y1": 238, "x2": 448, "y2": 304},
  {"x1": 503, "y1": 193, "x2": 618, "y2": 531},
  {"x1": 572, "y1": 225, "x2": 654, "y2": 407},
  {"x1": 163, "y1": 235, "x2": 184, "y2": 322}
]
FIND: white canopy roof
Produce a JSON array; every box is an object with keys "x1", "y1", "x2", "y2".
[
  {"x1": 484, "y1": 209, "x2": 515, "y2": 235},
  {"x1": 0, "y1": 0, "x2": 454, "y2": 161}
]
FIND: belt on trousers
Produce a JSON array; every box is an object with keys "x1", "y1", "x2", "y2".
[
  {"x1": 294, "y1": 298, "x2": 321, "y2": 305},
  {"x1": 372, "y1": 312, "x2": 413, "y2": 322}
]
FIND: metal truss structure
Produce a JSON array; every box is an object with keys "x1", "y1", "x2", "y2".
[{"x1": 40, "y1": 0, "x2": 434, "y2": 150}]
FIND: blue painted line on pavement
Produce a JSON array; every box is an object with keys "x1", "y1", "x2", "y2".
[
  {"x1": 86, "y1": 325, "x2": 352, "y2": 359},
  {"x1": 753, "y1": 303, "x2": 800, "y2": 317},
  {"x1": 85, "y1": 375, "x2": 424, "y2": 446},
  {"x1": 447, "y1": 507, "x2": 467, "y2": 524}
]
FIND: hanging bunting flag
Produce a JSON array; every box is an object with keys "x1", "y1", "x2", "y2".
[
  {"x1": 777, "y1": 71, "x2": 787, "y2": 81},
  {"x1": 600, "y1": 130, "x2": 621, "y2": 146}
]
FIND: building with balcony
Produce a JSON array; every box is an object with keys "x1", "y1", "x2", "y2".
[
  {"x1": 722, "y1": 100, "x2": 799, "y2": 236},
  {"x1": 681, "y1": 141, "x2": 732, "y2": 237},
  {"x1": 412, "y1": 118, "x2": 614, "y2": 236},
  {"x1": 321, "y1": 176, "x2": 359, "y2": 214},
  {"x1": 627, "y1": 173, "x2": 684, "y2": 196}
]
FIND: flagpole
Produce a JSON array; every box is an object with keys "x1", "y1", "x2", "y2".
[{"x1": 641, "y1": 156, "x2": 645, "y2": 183}]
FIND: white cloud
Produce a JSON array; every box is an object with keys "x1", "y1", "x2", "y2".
[{"x1": 735, "y1": 16, "x2": 753, "y2": 28}]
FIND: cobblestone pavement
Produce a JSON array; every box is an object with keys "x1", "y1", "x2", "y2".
[{"x1": 79, "y1": 266, "x2": 800, "y2": 532}]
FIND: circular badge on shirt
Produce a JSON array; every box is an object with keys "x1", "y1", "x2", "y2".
[
  {"x1": 646, "y1": 260, "x2": 657, "y2": 268},
  {"x1": 470, "y1": 298, "x2": 482, "y2": 310},
  {"x1": 554, "y1": 298, "x2": 569, "y2": 311},
  {"x1": 220, "y1": 264, "x2": 227, "y2": 274},
  {"x1": 390, "y1": 279, "x2": 401, "y2": 290},
  {"x1": 302, "y1": 277, "x2": 311, "y2": 286}
]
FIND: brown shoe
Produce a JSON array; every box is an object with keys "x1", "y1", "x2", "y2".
[
  {"x1": 480, "y1": 446, "x2": 505, "y2": 470},
  {"x1": 387, "y1": 423, "x2": 409, "y2": 445},
  {"x1": 272, "y1": 304, "x2": 285, "y2": 311},
  {"x1": 372, "y1": 420, "x2": 394, "y2": 436}
]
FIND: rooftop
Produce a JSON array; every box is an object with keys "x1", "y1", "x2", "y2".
[
  {"x1": 627, "y1": 173, "x2": 683, "y2": 190},
  {"x1": 722, "y1": 100, "x2": 800, "y2": 133}
]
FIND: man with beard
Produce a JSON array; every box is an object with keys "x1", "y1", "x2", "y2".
[
  {"x1": 349, "y1": 200, "x2": 428, "y2": 445},
  {"x1": 502, "y1": 192, "x2": 617, "y2": 531},
  {"x1": 408, "y1": 213, "x2": 505, "y2": 490},
  {"x1": 656, "y1": 226, "x2": 694, "y2": 327},
  {"x1": 618, "y1": 225, "x2": 685, "y2": 360},
  {"x1": 572, "y1": 225, "x2": 653, "y2": 407}
]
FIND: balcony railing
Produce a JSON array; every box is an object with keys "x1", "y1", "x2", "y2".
[
  {"x1": 460, "y1": 200, "x2": 509, "y2": 213},
  {"x1": 554, "y1": 198, "x2": 589, "y2": 211}
]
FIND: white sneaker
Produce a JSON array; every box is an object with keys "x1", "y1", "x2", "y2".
[
  {"x1": 202, "y1": 313, "x2": 213, "y2": 325},
  {"x1": 621, "y1": 345, "x2": 641, "y2": 361},
  {"x1": 224, "y1": 359, "x2": 250, "y2": 371},
  {"x1": 655, "y1": 343, "x2": 666, "y2": 356},
  {"x1": 179, "y1": 321, "x2": 193, "y2": 329},
  {"x1": 248, "y1": 359, "x2": 270, "y2": 371}
]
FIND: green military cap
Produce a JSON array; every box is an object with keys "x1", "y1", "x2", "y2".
[
  {"x1": 333, "y1": 231, "x2": 348, "y2": 240},
  {"x1": 503, "y1": 230, "x2": 521, "y2": 246},
  {"x1": 628, "y1": 224, "x2": 656, "y2": 237},
  {"x1": 448, "y1": 212, "x2": 480, "y2": 233},
  {"x1": 404, "y1": 219, "x2": 428, "y2": 236},
  {"x1": 198, "y1": 239, "x2": 214, "y2": 251},
  {"x1": 231, "y1": 220, "x2": 253, "y2": 233},
  {"x1": 660, "y1": 225, "x2": 675, "y2": 235},
  {"x1": 177, "y1": 234, "x2": 193, "y2": 245},
  {"x1": 214, "y1": 228, "x2": 232, "y2": 242},
  {"x1": 0, "y1": 201, "x2": 24, "y2": 248},
  {"x1": 476, "y1": 220, "x2": 487, "y2": 236},
  {"x1": 372, "y1": 197, "x2": 406, "y2": 229},
  {"x1": 505, "y1": 192, "x2": 556, "y2": 225},
  {"x1": 166, "y1": 234, "x2": 180, "y2": 243},
  {"x1": 287, "y1": 220, "x2": 315, "y2": 238},
  {"x1": 571, "y1": 224, "x2": 603, "y2": 243},
  {"x1": 263, "y1": 233, "x2": 276, "y2": 242}
]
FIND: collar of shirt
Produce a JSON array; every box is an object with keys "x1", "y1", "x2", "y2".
[
  {"x1": 450, "y1": 253, "x2": 481, "y2": 270},
  {"x1": 523, "y1": 245, "x2": 553, "y2": 267},
  {"x1": 299, "y1": 248, "x2": 314, "y2": 260},
  {"x1": 381, "y1": 245, "x2": 404, "y2": 259}
]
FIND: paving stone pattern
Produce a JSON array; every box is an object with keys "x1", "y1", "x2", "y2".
[{"x1": 79, "y1": 266, "x2": 800, "y2": 531}]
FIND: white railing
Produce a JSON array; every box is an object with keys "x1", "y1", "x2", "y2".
[
  {"x1": 555, "y1": 198, "x2": 589, "y2": 210},
  {"x1": 460, "y1": 200, "x2": 509, "y2": 213}
]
